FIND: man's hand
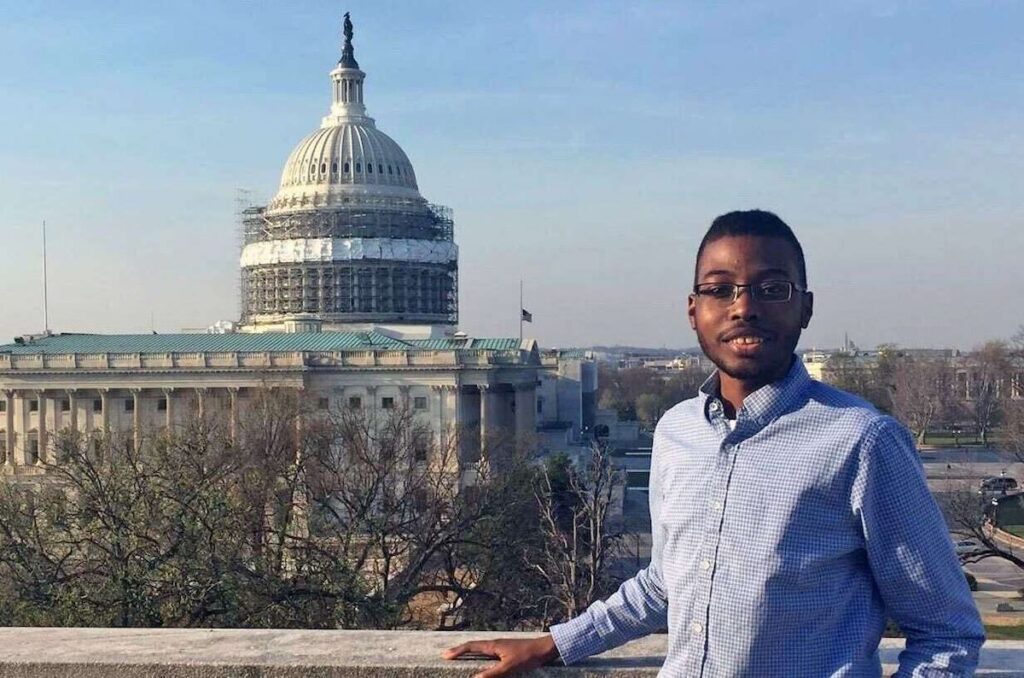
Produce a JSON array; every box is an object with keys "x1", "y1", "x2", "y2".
[{"x1": 442, "y1": 635, "x2": 561, "y2": 678}]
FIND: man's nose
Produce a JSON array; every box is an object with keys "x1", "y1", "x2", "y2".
[{"x1": 729, "y1": 287, "x2": 760, "y2": 321}]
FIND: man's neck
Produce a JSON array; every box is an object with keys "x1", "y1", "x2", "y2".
[{"x1": 717, "y1": 358, "x2": 795, "y2": 418}]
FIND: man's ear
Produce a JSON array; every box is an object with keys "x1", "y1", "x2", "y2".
[
  {"x1": 687, "y1": 294, "x2": 697, "y2": 331},
  {"x1": 801, "y1": 291, "x2": 814, "y2": 329}
]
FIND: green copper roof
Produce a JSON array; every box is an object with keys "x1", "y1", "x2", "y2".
[{"x1": 0, "y1": 333, "x2": 522, "y2": 355}]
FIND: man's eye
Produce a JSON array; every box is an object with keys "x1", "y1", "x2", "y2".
[
  {"x1": 704, "y1": 284, "x2": 734, "y2": 298},
  {"x1": 758, "y1": 281, "x2": 790, "y2": 298}
]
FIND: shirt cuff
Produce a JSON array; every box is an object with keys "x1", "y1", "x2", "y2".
[{"x1": 550, "y1": 613, "x2": 608, "y2": 666}]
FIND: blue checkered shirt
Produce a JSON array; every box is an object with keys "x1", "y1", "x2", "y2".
[{"x1": 551, "y1": 358, "x2": 984, "y2": 676}]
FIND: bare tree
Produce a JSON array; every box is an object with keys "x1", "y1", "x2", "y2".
[
  {"x1": 965, "y1": 341, "x2": 1011, "y2": 447},
  {"x1": 944, "y1": 483, "x2": 1024, "y2": 570},
  {"x1": 529, "y1": 445, "x2": 625, "y2": 625},
  {"x1": 888, "y1": 356, "x2": 956, "y2": 445}
]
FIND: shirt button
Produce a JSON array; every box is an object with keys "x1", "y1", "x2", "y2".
[
  {"x1": 700, "y1": 559, "x2": 712, "y2": 571},
  {"x1": 709, "y1": 401, "x2": 720, "y2": 412},
  {"x1": 690, "y1": 621, "x2": 704, "y2": 634},
  {"x1": 712, "y1": 500, "x2": 723, "y2": 511}
]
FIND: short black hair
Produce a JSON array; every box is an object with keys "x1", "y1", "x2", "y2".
[{"x1": 694, "y1": 209, "x2": 807, "y2": 287}]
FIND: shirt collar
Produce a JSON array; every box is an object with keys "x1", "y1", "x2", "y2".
[{"x1": 699, "y1": 356, "x2": 812, "y2": 427}]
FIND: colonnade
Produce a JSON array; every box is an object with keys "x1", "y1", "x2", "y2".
[
  {"x1": 0, "y1": 387, "x2": 242, "y2": 469},
  {"x1": 0, "y1": 382, "x2": 538, "y2": 472}
]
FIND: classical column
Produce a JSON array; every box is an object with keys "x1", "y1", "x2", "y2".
[
  {"x1": 67, "y1": 389, "x2": 78, "y2": 434},
  {"x1": 36, "y1": 391, "x2": 48, "y2": 465},
  {"x1": 4, "y1": 391, "x2": 14, "y2": 468},
  {"x1": 99, "y1": 389, "x2": 110, "y2": 433},
  {"x1": 432, "y1": 386, "x2": 446, "y2": 443},
  {"x1": 479, "y1": 385, "x2": 493, "y2": 457},
  {"x1": 132, "y1": 389, "x2": 142, "y2": 452},
  {"x1": 294, "y1": 388, "x2": 304, "y2": 462},
  {"x1": 195, "y1": 388, "x2": 207, "y2": 421},
  {"x1": 514, "y1": 383, "x2": 537, "y2": 449},
  {"x1": 163, "y1": 388, "x2": 175, "y2": 430},
  {"x1": 366, "y1": 385, "x2": 378, "y2": 420},
  {"x1": 228, "y1": 387, "x2": 239, "y2": 444}
]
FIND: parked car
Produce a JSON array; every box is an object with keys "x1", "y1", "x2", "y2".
[
  {"x1": 978, "y1": 476, "x2": 1019, "y2": 497},
  {"x1": 954, "y1": 538, "x2": 984, "y2": 556}
]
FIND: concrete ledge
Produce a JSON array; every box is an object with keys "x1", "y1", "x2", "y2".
[{"x1": 0, "y1": 628, "x2": 1020, "y2": 676}]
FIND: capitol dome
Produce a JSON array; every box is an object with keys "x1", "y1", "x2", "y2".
[
  {"x1": 267, "y1": 19, "x2": 422, "y2": 211},
  {"x1": 239, "y1": 14, "x2": 458, "y2": 334}
]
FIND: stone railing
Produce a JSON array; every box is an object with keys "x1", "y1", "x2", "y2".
[{"x1": 0, "y1": 629, "x2": 1020, "y2": 676}]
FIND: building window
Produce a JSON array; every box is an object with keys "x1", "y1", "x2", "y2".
[
  {"x1": 381, "y1": 396, "x2": 394, "y2": 410},
  {"x1": 29, "y1": 400, "x2": 38, "y2": 413},
  {"x1": 0, "y1": 436, "x2": 5, "y2": 464},
  {"x1": 157, "y1": 398, "x2": 167, "y2": 411},
  {"x1": 125, "y1": 399, "x2": 134, "y2": 413},
  {"x1": 413, "y1": 396, "x2": 427, "y2": 411},
  {"x1": 414, "y1": 436, "x2": 429, "y2": 462},
  {"x1": 356, "y1": 162, "x2": 361, "y2": 173},
  {"x1": 378, "y1": 164, "x2": 383, "y2": 174},
  {"x1": 27, "y1": 433, "x2": 39, "y2": 465},
  {"x1": 61, "y1": 399, "x2": 70, "y2": 412},
  {"x1": 537, "y1": 396, "x2": 544, "y2": 414},
  {"x1": 318, "y1": 397, "x2": 330, "y2": 410},
  {"x1": 93, "y1": 399, "x2": 103, "y2": 413},
  {"x1": 0, "y1": 401, "x2": 6, "y2": 413},
  {"x1": 331, "y1": 161, "x2": 338, "y2": 173},
  {"x1": 320, "y1": 162, "x2": 327, "y2": 174},
  {"x1": 367, "y1": 163, "x2": 373, "y2": 173},
  {"x1": 348, "y1": 396, "x2": 362, "y2": 409},
  {"x1": 387, "y1": 165, "x2": 393, "y2": 174},
  {"x1": 344, "y1": 162, "x2": 350, "y2": 173}
]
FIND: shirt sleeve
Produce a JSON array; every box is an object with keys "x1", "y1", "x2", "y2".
[
  {"x1": 851, "y1": 416, "x2": 985, "y2": 676},
  {"x1": 549, "y1": 426, "x2": 671, "y2": 665}
]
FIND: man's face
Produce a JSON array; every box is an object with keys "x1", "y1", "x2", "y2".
[{"x1": 688, "y1": 235, "x2": 813, "y2": 385}]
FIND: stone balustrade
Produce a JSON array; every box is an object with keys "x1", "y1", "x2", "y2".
[{"x1": 0, "y1": 629, "x2": 1019, "y2": 677}]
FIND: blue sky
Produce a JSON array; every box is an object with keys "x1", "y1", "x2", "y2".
[{"x1": 1, "y1": 0, "x2": 1022, "y2": 350}]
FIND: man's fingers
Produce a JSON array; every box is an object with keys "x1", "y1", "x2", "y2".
[{"x1": 442, "y1": 641, "x2": 495, "y2": 660}]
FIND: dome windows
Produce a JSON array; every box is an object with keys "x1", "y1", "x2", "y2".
[
  {"x1": 387, "y1": 165, "x2": 393, "y2": 175},
  {"x1": 356, "y1": 162, "x2": 361, "y2": 173},
  {"x1": 320, "y1": 162, "x2": 327, "y2": 174},
  {"x1": 332, "y1": 161, "x2": 338, "y2": 174},
  {"x1": 344, "y1": 162, "x2": 350, "y2": 173},
  {"x1": 367, "y1": 163, "x2": 373, "y2": 174}
]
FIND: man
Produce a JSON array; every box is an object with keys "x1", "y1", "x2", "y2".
[{"x1": 444, "y1": 210, "x2": 984, "y2": 676}]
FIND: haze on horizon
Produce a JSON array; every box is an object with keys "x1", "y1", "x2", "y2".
[{"x1": 1, "y1": 1, "x2": 1021, "y2": 352}]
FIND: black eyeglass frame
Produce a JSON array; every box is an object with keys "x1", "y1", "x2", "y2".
[{"x1": 691, "y1": 280, "x2": 807, "y2": 304}]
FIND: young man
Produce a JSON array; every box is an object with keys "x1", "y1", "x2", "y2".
[{"x1": 445, "y1": 210, "x2": 984, "y2": 677}]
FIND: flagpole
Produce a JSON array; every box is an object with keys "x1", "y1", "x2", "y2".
[
  {"x1": 519, "y1": 279, "x2": 523, "y2": 345},
  {"x1": 42, "y1": 219, "x2": 49, "y2": 334}
]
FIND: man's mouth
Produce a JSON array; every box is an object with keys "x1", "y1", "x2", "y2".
[{"x1": 728, "y1": 336, "x2": 766, "y2": 346}]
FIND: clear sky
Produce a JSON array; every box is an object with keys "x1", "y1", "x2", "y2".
[{"x1": 1, "y1": 1, "x2": 1022, "y2": 351}]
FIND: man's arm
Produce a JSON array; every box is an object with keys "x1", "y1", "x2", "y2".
[{"x1": 853, "y1": 417, "x2": 985, "y2": 676}]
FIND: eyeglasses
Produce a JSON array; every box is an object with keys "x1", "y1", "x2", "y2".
[{"x1": 692, "y1": 280, "x2": 805, "y2": 304}]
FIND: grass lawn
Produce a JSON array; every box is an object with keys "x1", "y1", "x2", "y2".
[
  {"x1": 1005, "y1": 525, "x2": 1024, "y2": 537},
  {"x1": 985, "y1": 624, "x2": 1024, "y2": 640}
]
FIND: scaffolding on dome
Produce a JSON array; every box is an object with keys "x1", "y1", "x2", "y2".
[
  {"x1": 242, "y1": 199, "x2": 454, "y2": 245},
  {"x1": 239, "y1": 199, "x2": 457, "y2": 326}
]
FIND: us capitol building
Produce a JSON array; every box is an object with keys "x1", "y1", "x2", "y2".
[{"x1": 0, "y1": 16, "x2": 595, "y2": 476}]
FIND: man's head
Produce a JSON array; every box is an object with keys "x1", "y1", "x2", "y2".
[{"x1": 688, "y1": 210, "x2": 813, "y2": 391}]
